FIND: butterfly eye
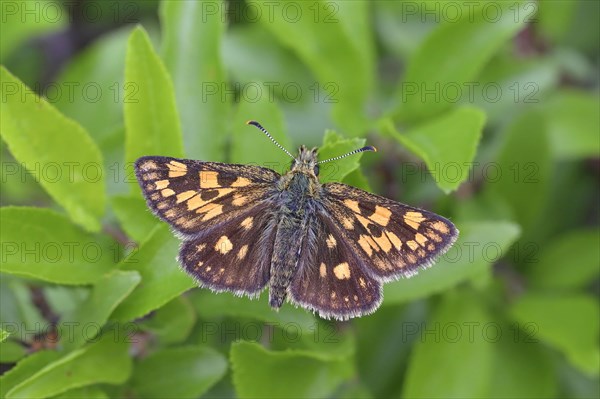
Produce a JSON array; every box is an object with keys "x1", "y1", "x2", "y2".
[{"x1": 313, "y1": 165, "x2": 320, "y2": 176}]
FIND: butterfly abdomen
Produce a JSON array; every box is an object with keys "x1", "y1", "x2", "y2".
[{"x1": 268, "y1": 173, "x2": 316, "y2": 309}]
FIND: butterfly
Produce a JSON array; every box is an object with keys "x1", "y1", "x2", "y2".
[{"x1": 135, "y1": 121, "x2": 458, "y2": 320}]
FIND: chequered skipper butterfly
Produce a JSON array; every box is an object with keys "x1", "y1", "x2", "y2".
[{"x1": 135, "y1": 121, "x2": 458, "y2": 320}]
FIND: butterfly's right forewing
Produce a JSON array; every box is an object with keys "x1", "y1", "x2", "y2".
[
  {"x1": 135, "y1": 155, "x2": 281, "y2": 297},
  {"x1": 135, "y1": 156, "x2": 279, "y2": 236}
]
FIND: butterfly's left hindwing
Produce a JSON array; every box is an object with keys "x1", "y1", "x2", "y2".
[
  {"x1": 288, "y1": 209, "x2": 382, "y2": 320},
  {"x1": 135, "y1": 156, "x2": 279, "y2": 236}
]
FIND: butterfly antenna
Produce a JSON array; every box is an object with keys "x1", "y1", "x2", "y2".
[
  {"x1": 246, "y1": 120, "x2": 295, "y2": 159},
  {"x1": 318, "y1": 145, "x2": 377, "y2": 164}
]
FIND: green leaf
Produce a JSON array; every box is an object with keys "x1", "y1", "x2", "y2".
[
  {"x1": 0, "y1": 351, "x2": 62, "y2": 399},
  {"x1": 0, "y1": 207, "x2": 117, "y2": 284},
  {"x1": 1, "y1": 277, "x2": 46, "y2": 336},
  {"x1": 111, "y1": 225, "x2": 195, "y2": 322},
  {"x1": 160, "y1": 1, "x2": 229, "y2": 160},
  {"x1": 5, "y1": 333, "x2": 132, "y2": 399},
  {"x1": 139, "y1": 296, "x2": 196, "y2": 345},
  {"x1": 111, "y1": 194, "x2": 159, "y2": 242},
  {"x1": 231, "y1": 94, "x2": 292, "y2": 173},
  {"x1": 0, "y1": 0, "x2": 67, "y2": 61},
  {"x1": 373, "y1": 1, "x2": 435, "y2": 60},
  {"x1": 488, "y1": 324, "x2": 557, "y2": 398},
  {"x1": 342, "y1": 168, "x2": 372, "y2": 192},
  {"x1": 485, "y1": 111, "x2": 551, "y2": 232},
  {"x1": 382, "y1": 106, "x2": 485, "y2": 193},
  {"x1": 541, "y1": 90, "x2": 600, "y2": 160},
  {"x1": 256, "y1": 1, "x2": 374, "y2": 135},
  {"x1": 284, "y1": 324, "x2": 356, "y2": 360},
  {"x1": 189, "y1": 290, "x2": 315, "y2": 331},
  {"x1": 223, "y1": 24, "x2": 314, "y2": 101},
  {"x1": 528, "y1": 229, "x2": 600, "y2": 290},
  {"x1": 230, "y1": 341, "x2": 354, "y2": 399},
  {"x1": 0, "y1": 340, "x2": 26, "y2": 363},
  {"x1": 43, "y1": 286, "x2": 89, "y2": 319},
  {"x1": 95, "y1": 126, "x2": 128, "y2": 197},
  {"x1": 558, "y1": 360, "x2": 600, "y2": 399},
  {"x1": 395, "y1": 1, "x2": 529, "y2": 122},
  {"x1": 403, "y1": 290, "x2": 495, "y2": 398},
  {"x1": 383, "y1": 221, "x2": 520, "y2": 304},
  {"x1": 468, "y1": 56, "x2": 560, "y2": 126},
  {"x1": 354, "y1": 304, "x2": 426, "y2": 398},
  {"x1": 130, "y1": 346, "x2": 227, "y2": 399},
  {"x1": 318, "y1": 130, "x2": 366, "y2": 183},
  {"x1": 0, "y1": 328, "x2": 9, "y2": 342},
  {"x1": 510, "y1": 293, "x2": 600, "y2": 375},
  {"x1": 124, "y1": 26, "x2": 183, "y2": 167},
  {"x1": 54, "y1": 27, "x2": 130, "y2": 141},
  {"x1": 0, "y1": 67, "x2": 106, "y2": 231},
  {"x1": 58, "y1": 271, "x2": 141, "y2": 350},
  {"x1": 52, "y1": 386, "x2": 108, "y2": 399},
  {"x1": 537, "y1": 0, "x2": 578, "y2": 44},
  {"x1": 454, "y1": 189, "x2": 514, "y2": 224}
]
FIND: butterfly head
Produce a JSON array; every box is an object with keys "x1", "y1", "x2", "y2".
[{"x1": 292, "y1": 145, "x2": 320, "y2": 176}]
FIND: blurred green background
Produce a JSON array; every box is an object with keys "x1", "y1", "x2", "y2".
[{"x1": 1, "y1": 1, "x2": 599, "y2": 398}]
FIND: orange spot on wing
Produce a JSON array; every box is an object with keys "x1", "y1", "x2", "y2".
[
  {"x1": 432, "y1": 220, "x2": 450, "y2": 234},
  {"x1": 155, "y1": 180, "x2": 170, "y2": 189},
  {"x1": 199, "y1": 170, "x2": 220, "y2": 188},
  {"x1": 333, "y1": 263, "x2": 351, "y2": 279},
  {"x1": 231, "y1": 177, "x2": 252, "y2": 187},
  {"x1": 415, "y1": 233, "x2": 428, "y2": 245},
  {"x1": 176, "y1": 190, "x2": 197, "y2": 203},
  {"x1": 369, "y1": 205, "x2": 392, "y2": 226},
  {"x1": 167, "y1": 161, "x2": 187, "y2": 177},
  {"x1": 241, "y1": 217, "x2": 254, "y2": 230},
  {"x1": 343, "y1": 199, "x2": 361, "y2": 214},
  {"x1": 320, "y1": 263, "x2": 327, "y2": 277},
  {"x1": 373, "y1": 233, "x2": 392, "y2": 253},
  {"x1": 386, "y1": 231, "x2": 402, "y2": 250}
]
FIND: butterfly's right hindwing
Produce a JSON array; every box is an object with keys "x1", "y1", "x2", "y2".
[{"x1": 178, "y1": 202, "x2": 277, "y2": 297}]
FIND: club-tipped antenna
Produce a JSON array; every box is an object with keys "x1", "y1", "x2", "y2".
[
  {"x1": 318, "y1": 145, "x2": 377, "y2": 164},
  {"x1": 246, "y1": 120, "x2": 295, "y2": 159}
]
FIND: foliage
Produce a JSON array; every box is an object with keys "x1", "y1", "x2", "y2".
[{"x1": 1, "y1": 1, "x2": 598, "y2": 398}]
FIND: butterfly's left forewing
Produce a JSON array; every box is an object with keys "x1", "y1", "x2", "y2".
[{"x1": 321, "y1": 183, "x2": 459, "y2": 282}]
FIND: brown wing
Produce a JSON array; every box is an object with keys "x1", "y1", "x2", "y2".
[
  {"x1": 135, "y1": 156, "x2": 279, "y2": 237},
  {"x1": 321, "y1": 183, "x2": 459, "y2": 282},
  {"x1": 136, "y1": 156, "x2": 281, "y2": 297},
  {"x1": 178, "y1": 201, "x2": 276, "y2": 297},
  {"x1": 288, "y1": 209, "x2": 382, "y2": 320}
]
